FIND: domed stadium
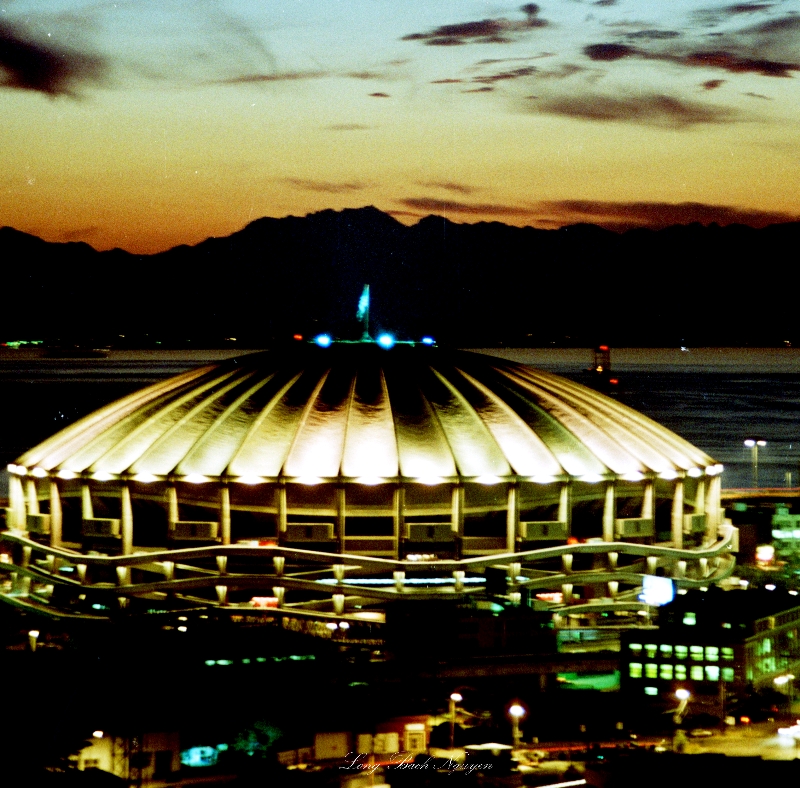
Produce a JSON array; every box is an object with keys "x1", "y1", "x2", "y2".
[{"x1": 0, "y1": 343, "x2": 735, "y2": 635}]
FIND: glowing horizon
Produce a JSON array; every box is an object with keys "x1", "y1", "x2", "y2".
[{"x1": 2, "y1": 1, "x2": 800, "y2": 254}]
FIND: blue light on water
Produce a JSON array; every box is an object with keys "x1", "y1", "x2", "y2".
[
  {"x1": 314, "y1": 334, "x2": 333, "y2": 347},
  {"x1": 377, "y1": 333, "x2": 395, "y2": 348}
]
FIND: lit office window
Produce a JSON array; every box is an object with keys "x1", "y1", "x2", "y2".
[
  {"x1": 690, "y1": 665, "x2": 704, "y2": 681},
  {"x1": 705, "y1": 666, "x2": 720, "y2": 681},
  {"x1": 721, "y1": 647, "x2": 734, "y2": 661},
  {"x1": 660, "y1": 664, "x2": 673, "y2": 680},
  {"x1": 722, "y1": 668, "x2": 735, "y2": 682},
  {"x1": 675, "y1": 665, "x2": 687, "y2": 680},
  {"x1": 683, "y1": 612, "x2": 696, "y2": 626},
  {"x1": 629, "y1": 643, "x2": 643, "y2": 655},
  {"x1": 705, "y1": 646, "x2": 719, "y2": 662},
  {"x1": 645, "y1": 644, "x2": 658, "y2": 658},
  {"x1": 690, "y1": 646, "x2": 704, "y2": 661},
  {"x1": 660, "y1": 644, "x2": 673, "y2": 658},
  {"x1": 675, "y1": 645, "x2": 688, "y2": 660},
  {"x1": 645, "y1": 663, "x2": 658, "y2": 679},
  {"x1": 762, "y1": 638, "x2": 772, "y2": 654},
  {"x1": 644, "y1": 687, "x2": 658, "y2": 696},
  {"x1": 629, "y1": 663, "x2": 643, "y2": 678}
]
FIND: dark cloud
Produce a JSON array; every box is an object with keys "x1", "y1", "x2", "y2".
[
  {"x1": 369, "y1": 92, "x2": 390, "y2": 98},
  {"x1": 400, "y1": 197, "x2": 533, "y2": 216},
  {"x1": 431, "y1": 78, "x2": 463, "y2": 84},
  {"x1": 463, "y1": 86, "x2": 495, "y2": 92},
  {"x1": 401, "y1": 5, "x2": 548, "y2": 47},
  {"x1": 594, "y1": 0, "x2": 618, "y2": 6},
  {"x1": 285, "y1": 179, "x2": 368, "y2": 194},
  {"x1": 701, "y1": 78, "x2": 726, "y2": 89},
  {"x1": 418, "y1": 181, "x2": 475, "y2": 195},
  {"x1": 326, "y1": 123, "x2": 372, "y2": 131},
  {"x1": 535, "y1": 64, "x2": 586, "y2": 79},
  {"x1": 473, "y1": 66, "x2": 538, "y2": 83},
  {"x1": 532, "y1": 93, "x2": 740, "y2": 128},
  {"x1": 683, "y1": 50, "x2": 796, "y2": 76},
  {"x1": 540, "y1": 199, "x2": 799, "y2": 230},
  {"x1": 584, "y1": 43, "x2": 638, "y2": 61},
  {"x1": 0, "y1": 20, "x2": 106, "y2": 96},
  {"x1": 625, "y1": 30, "x2": 682, "y2": 41},
  {"x1": 743, "y1": 91, "x2": 772, "y2": 99},
  {"x1": 220, "y1": 70, "x2": 327, "y2": 85},
  {"x1": 59, "y1": 226, "x2": 100, "y2": 242},
  {"x1": 584, "y1": 35, "x2": 800, "y2": 78},
  {"x1": 750, "y1": 16, "x2": 800, "y2": 35},
  {"x1": 346, "y1": 71, "x2": 383, "y2": 80},
  {"x1": 724, "y1": 3, "x2": 775, "y2": 14}
]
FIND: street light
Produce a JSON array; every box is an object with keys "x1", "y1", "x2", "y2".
[
  {"x1": 744, "y1": 439, "x2": 767, "y2": 487},
  {"x1": 673, "y1": 689, "x2": 690, "y2": 725},
  {"x1": 449, "y1": 693, "x2": 463, "y2": 749},
  {"x1": 508, "y1": 703, "x2": 526, "y2": 748}
]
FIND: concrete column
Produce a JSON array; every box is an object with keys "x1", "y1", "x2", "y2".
[
  {"x1": 671, "y1": 479, "x2": 684, "y2": 549},
  {"x1": 9, "y1": 475, "x2": 25, "y2": 529},
  {"x1": 506, "y1": 483, "x2": 519, "y2": 552},
  {"x1": 49, "y1": 480, "x2": 62, "y2": 548},
  {"x1": 393, "y1": 485, "x2": 405, "y2": 559},
  {"x1": 602, "y1": 481, "x2": 616, "y2": 541},
  {"x1": 336, "y1": 485, "x2": 346, "y2": 553},
  {"x1": 695, "y1": 478, "x2": 706, "y2": 513},
  {"x1": 121, "y1": 482, "x2": 133, "y2": 555},
  {"x1": 25, "y1": 479, "x2": 39, "y2": 515},
  {"x1": 705, "y1": 475, "x2": 721, "y2": 540},
  {"x1": 451, "y1": 484, "x2": 464, "y2": 536},
  {"x1": 277, "y1": 483, "x2": 287, "y2": 536},
  {"x1": 219, "y1": 484, "x2": 231, "y2": 545},
  {"x1": 558, "y1": 482, "x2": 572, "y2": 533},
  {"x1": 166, "y1": 483, "x2": 178, "y2": 525},
  {"x1": 452, "y1": 483, "x2": 464, "y2": 559},
  {"x1": 641, "y1": 480, "x2": 654, "y2": 520},
  {"x1": 81, "y1": 482, "x2": 93, "y2": 520}
]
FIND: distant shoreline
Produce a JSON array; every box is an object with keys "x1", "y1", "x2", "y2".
[{"x1": 2, "y1": 346, "x2": 800, "y2": 373}]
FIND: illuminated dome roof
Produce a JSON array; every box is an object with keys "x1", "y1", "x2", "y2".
[{"x1": 16, "y1": 345, "x2": 715, "y2": 482}]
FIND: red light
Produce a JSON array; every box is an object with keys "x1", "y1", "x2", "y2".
[
  {"x1": 740, "y1": 716, "x2": 750, "y2": 724},
  {"x1": 599, "y1": 345, "x2": 609, "y2": 351},
  {"x1": 609, "y1": 378, "x2": 619, "y2": 385},
  {"x1": 251, "y1": 596, "x2": 279, "y2": 609},
  {"x1": 567, "y1": 536, "x2": 579, "y2": 545},
  {"x1": 293, "y1": 334, "x2": 303, "y2": 341},
  {"x1": 258, "y1": 539, "x2": 276, "y2": 547}
]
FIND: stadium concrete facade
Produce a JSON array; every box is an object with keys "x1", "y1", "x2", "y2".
[{"x1": 0, "y1": 344, "x2": 736, "y2": 635}]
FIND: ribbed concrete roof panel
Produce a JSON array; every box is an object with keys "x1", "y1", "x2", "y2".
[{"x1": 16, "y1": 345, "x2": 716, "y2": 481}]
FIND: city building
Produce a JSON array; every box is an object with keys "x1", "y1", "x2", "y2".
[
  {"x1": 76, "y1": 730, "x2": 180, "y2": 784},
  {"x1": 621, "y1": 587, "x2": 800, "y2": 702},
  {"x1": 0, "y1": 342, "x2": 736, "y2": 635}
]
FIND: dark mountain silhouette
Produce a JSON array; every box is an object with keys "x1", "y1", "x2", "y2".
[{"x1": 1, "y1": 207, "x2": 797, "y2": 346}]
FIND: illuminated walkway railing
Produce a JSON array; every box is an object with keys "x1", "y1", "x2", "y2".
[{"x1": 0, "y1": 524, "x2": 737, "y2": 623}]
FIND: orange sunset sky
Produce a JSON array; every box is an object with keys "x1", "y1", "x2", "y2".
[{"x1": 2, "y1": 0, "x2": 800, "y2": 254}]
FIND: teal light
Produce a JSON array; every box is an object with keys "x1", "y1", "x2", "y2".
[
  {"x1": 421, "y1": 336, "x2": 435, "y2": 345},
  {"x1": 377, "y1": 333, "x2": 395, "y2": 349},
  {"x1": 314, "y1": 334, "x2": 332, "y2": 347}
]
